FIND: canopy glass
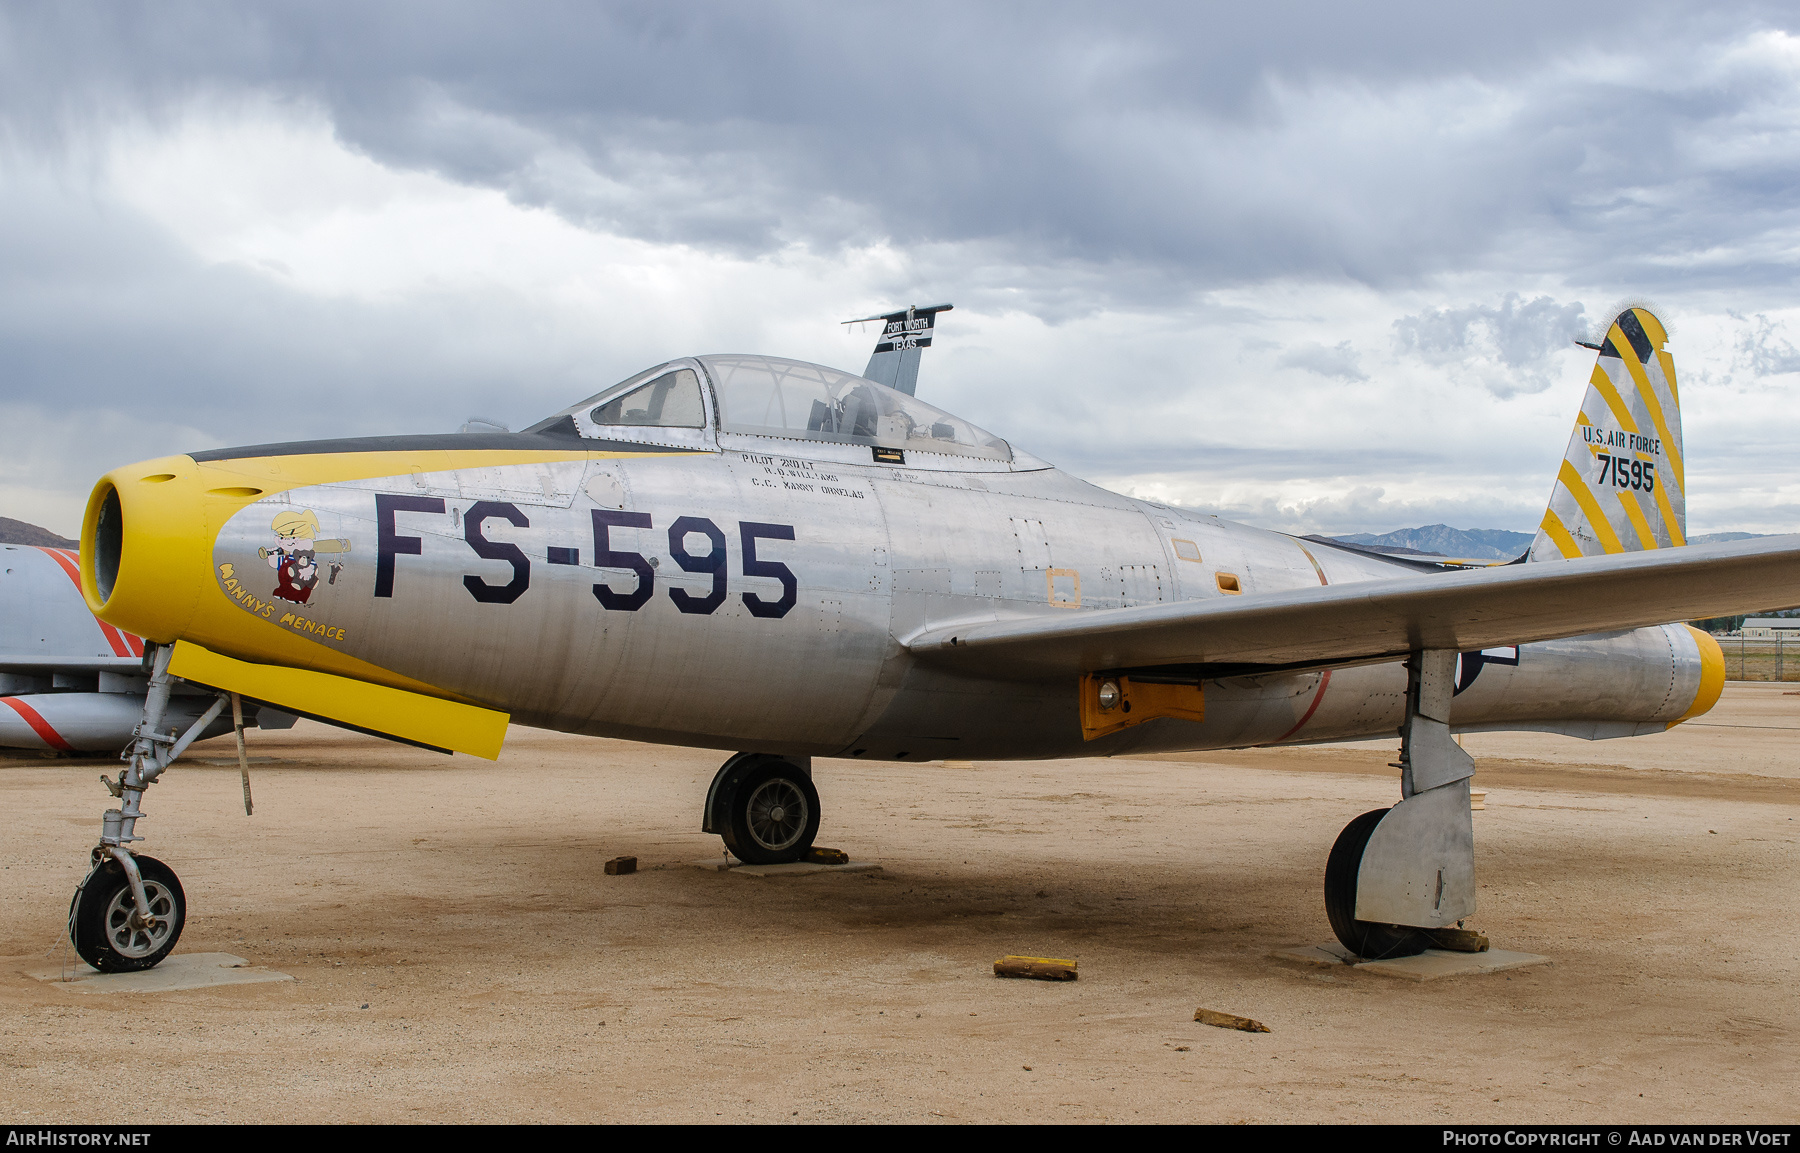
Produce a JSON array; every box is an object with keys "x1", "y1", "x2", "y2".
[{"x1": 527, "y1": 355, "x2": 1011, "y2": 462}]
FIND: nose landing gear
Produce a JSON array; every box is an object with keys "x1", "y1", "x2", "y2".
[
  {"x1": 69, "y1": 853, "x2": 186, "y2": 972},
  {"x1": 67, "y1": 643, "x2": 226, "y2": 972}
]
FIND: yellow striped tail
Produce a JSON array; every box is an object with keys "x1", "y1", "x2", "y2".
[{"x1": 1529, "y1": 307, "x2": 1685, "y2": 562}]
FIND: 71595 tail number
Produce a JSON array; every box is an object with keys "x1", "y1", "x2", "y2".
[{"x1": 1596, "y1": 454, "x2": 1655, "y2": 492}]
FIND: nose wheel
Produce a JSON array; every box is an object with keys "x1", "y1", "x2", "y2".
[
  {"x1": 714, "y1": 757, "x2": 821, "y2": 865},
  {"x1": 69, "y1": 853, "x2": 186, "y2": 972}
]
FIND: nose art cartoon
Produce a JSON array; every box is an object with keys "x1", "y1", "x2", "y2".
[{"x1": 260, "y1": 510, "x2": 352, "y2": 604}]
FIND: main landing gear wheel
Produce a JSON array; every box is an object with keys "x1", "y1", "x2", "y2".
[
  {"x1": 69, "y1": 854, "x2": 186, "y2": 973},
  {"x1": 1324, "y1": 809, "x2": 1431, "y2": 960},
  {"x1": 721, "y1": 760, "x2": 821, "y2": 866}
]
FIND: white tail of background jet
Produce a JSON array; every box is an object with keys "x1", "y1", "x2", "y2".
[{"x1": 1529, "y1": 306, "x2": 1685, "y2": 561}]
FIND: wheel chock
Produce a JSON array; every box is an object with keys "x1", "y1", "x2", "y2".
[
  {"x1": 993, "y1": 955, "x2": 1077, "y2": 981},
  {"x1": 1194, "y1": 1008, "x2": 1270, "y2": 1033},
  {"x1": 1425, "y1": 926, "x2": 1490, "y2": 952}
]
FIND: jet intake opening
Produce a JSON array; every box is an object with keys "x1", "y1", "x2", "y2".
[{"x1": 94, "y1": 485, "x2": 122, "y2": 604}]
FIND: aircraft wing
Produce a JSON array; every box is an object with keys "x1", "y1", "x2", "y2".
[{"x1": 907, "y1": 535, "x2": 1800, "y2": 680}]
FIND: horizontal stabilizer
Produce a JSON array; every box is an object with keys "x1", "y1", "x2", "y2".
[
  {"x1": 908, "y1": 534, "x2": 1800, "y2": 680},
  {"x1": 168, "y1": 641, "x2": 509, "y2": 758}
]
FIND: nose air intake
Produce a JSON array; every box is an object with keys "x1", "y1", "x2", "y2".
[
  {"x1": 92, "y1": 484, "x2": 123, "y2": 604},
  {"x1": 80, "y1": 457, "x2": 211, "y2": 643}
]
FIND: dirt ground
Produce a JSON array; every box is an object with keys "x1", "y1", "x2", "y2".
[{"x1": 3, "y1": 684, "x2": 1797, "y2": 1124}]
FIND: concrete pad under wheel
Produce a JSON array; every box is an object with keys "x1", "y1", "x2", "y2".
[
  {"x1": 26, "y1": 952, "x2": 296, "y2": 993},
  {"x1": 1274, "y1": 941, "x2": 1551, "y2": 981},
  {"x1": 690, "y1": 858, "x2": 882, "y2": 878}
]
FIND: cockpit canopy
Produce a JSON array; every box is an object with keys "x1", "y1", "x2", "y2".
[{"x1": 527, "y1": 354, "x2": 1012, "y2": 462}]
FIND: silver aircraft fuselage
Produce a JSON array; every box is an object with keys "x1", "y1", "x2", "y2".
[{"x1": 88, "y1": 351, "x2": 1712, "y2": 763}]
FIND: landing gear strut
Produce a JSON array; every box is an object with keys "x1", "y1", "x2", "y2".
[
  {"x1": 1324, "y1": 649, "x2": 1477, "y2": 959},
  {"x1": 68, "y1": 644, "x2": 227, "y2": 972},
  {"x1": 703, "y1": 753, "x2": 820, "y2": 865}
]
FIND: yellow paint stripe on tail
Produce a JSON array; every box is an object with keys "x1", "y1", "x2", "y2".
[
  {"x1": 1539, "y1": 508, "x2": 1584, "y2": 559},
  {"x1": 1633, "y1": 308, "x2": 1670, "y2": 347},
  {"x1": 1617, "y1": 490, "x2": 1658, "y2": 550},
  {"x1": 1588, "y1": 362, "x2": 1641, "y2": 434},
  {"x1": 1651, "y1": 472, "x2": 1687, "y2": 546},
  {"x1": 1657, "y1": 349, "x2": 1680, "y2": 407},
  {"x1": 1611, "y1": 322, "x2": 1686, "y2": 493},
  {"x1": 1558, "y1": 459, "x2": 1625, "y2": 553}
]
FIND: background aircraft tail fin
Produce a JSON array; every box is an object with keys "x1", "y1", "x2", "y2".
[
  {"x1": 843, "y1": 302, "x2": 952, "y2": 395},
  {"x1": 1528, "y1": 306, "x2": 1686, "y2": 561}
]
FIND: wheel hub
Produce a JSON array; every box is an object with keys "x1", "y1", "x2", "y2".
[
  {"x1": 745, "y1": 779, "x2": 807, "y2": 851},
  {"x1": 102, "y1": 880, "x2": 176, "y2": 959}
]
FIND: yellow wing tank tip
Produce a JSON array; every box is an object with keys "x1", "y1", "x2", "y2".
[
  {"x1": 168, "y1": 641, "x2": 510, "y2": 759},
  {"x1": 1668, "y1": 625, "x2": 1726, "y2": 728}
]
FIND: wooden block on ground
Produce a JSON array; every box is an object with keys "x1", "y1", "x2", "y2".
[
  {"x1": 1194, "y1": 1007, "x2": 1270, "y2": 1033},
  {"x1": 604, "y1": 855, "x2": 637, "y2": 875},
  {"x1": 994, "y1": 955, "x2": 1077, "y2": 981},
  {"x1": 804, "y1": 846, "x2": 849, "y2": 865},
  {"x1": 1425, "y1": 926, "x2": 1490, "y2": 953}
]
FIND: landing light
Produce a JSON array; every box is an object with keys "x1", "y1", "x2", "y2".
[{"x1": 1098, "y1": 680, "x2": 1121, "y2": 711}]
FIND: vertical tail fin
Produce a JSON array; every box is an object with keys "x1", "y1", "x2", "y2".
[
  {"x1": 1528, "y1": 306, "x2": 1685, "y2": 561},
  {"x1": 843, "y1": 302, "x2": 952, "y2": 396}
]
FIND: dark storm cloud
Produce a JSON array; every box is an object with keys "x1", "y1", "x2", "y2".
[
  {"x1": 0, "y1": 167, "x2": 617, "y2": 446},
  {"x1": 5, "y1": 1, "x2": 1799, "y2": 306},
  {"x1": 3, "y1": 1, "x2": 1799, "y2": 537}
]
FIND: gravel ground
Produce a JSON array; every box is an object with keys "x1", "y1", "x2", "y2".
[{"x1": 2, "y1": 684, "x2": 1796, "y2": 1124}]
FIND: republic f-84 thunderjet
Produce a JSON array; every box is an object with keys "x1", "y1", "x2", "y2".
[{"x1": 65, "y1": 306, "x2": 1800, "y2": 972}]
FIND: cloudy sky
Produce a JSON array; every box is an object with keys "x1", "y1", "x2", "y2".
[{"x1": 4, "y1": 1, "x2": 1800, "y2": 539}]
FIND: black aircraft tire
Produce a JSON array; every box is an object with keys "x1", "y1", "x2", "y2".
[
  {"x1": 1324, "y1": 809, "x2": 1431, "y2": 960},
  {"x1": 721, "y1": 760, "x2": 820, "y2": 866},
  {"x1": 69, "y1": 854, "x2": 186, "y2": 973}
]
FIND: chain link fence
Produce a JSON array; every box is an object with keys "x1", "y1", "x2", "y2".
[{"x1": 1723, "y1": 633, "x2": 1799, "y2": 681}]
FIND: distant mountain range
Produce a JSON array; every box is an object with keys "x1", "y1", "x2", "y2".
[
  {"x1": 0, "y1": 517, "x2": 75, "y2": 548},
  {"x1": 1317, "y1": 525, "x2": 1772, "y2": 560},
  {"x1": 1323, "y1": 525, "x2": 1534, "y2": 560},
  {"x1": 1685, "y1": 532, "x2": 1771, "y2": 545}
]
